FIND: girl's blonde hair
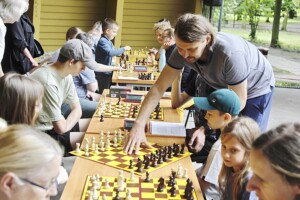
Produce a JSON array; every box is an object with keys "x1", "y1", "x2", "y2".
[
  {"x1": 0, "y1": 125, "x2": 62, "y2": 178},
  {"x1": 0, "y1": 0, "x2": 28, "y2": 23},
  {"x1": 0, "y1": 73, "x2": 44, "y2": 126},
  {"x1": 153, "y1": 18, "x2": 172, "y2": 32},
  {"x1": 218, "y1": 117, "x2": 260, "y2": 200}
]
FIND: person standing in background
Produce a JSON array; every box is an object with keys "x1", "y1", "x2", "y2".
[
  {"x1": 0, "y1": 0, "x2": 29, "y2": 77},
  {"x1": 2, "y1": 12, "x2": 38, "y2": 74},
  {"x1": 95, "y1": 18, "x2": 131, "y2": 94}
]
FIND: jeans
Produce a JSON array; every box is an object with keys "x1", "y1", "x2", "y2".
[
  {"x1": 240, "y1": 86, "x2": 274, "y2": 132},
  {"x1": 61, "y1": 98, "x2": 98, "y2": 119}
]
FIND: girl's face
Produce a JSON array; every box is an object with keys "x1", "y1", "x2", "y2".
[
  {"x1": 155, "y1": 29, "x2": 164, "y2": 45},
  {"x1": 247, "y1": 150, "x2": 300, "y2": 200},
  {"x1": 221, "y1": 135, "x2": 247, "y2": 172}
]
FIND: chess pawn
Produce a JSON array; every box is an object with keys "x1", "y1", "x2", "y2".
[
  {"x1": 129, "y1": 170, "x2": 135, "y2": 181},
  {"x1": 177, "y1": 164, "x2": 183, "y2": 178},
  {"x1": 113, "y1": 136, "x2": 118, "y2": 148},
  {"x1": 183, "y1": 168, "x2": 189, "y2": 179},
  {"x1": 91, "y1": 136, "x2": 96, "y2": 149},
  {"x1": 104, "y1": 178, "x2": 110, "y2": 189},
  {"x1": 126, "y1": 188, "x2": 132, "y2": 200},
  {"x1": 106, "y1": 131, "x2": 110, "y2": 138},
  {"x1": 118, "y1": 129, "x2": 123, "y2": 141},
  {"x1": 94, "y1": 144, "x2": 99, "y2": 154},
  {"x1": 100, "y1": 141, "x2": 105, "y2": 152},
  {"x1": 75, "y1": 143, "x2": 80, "y2": 153},
  {"x1": 105, "y1": 138, "x2": 111, "y2": 150},
  {"x1": 92, "y1": 185, "x2": 98, "y2": 200},
  {"x1": 84, "y1": 144, "x2": 89, "y2": 156},
  {"x1": 102, "y1": 194, "x2": 107, "y2": 200},
  {"x1": 117, "y1": 170, "x2": 125, "y2": 191}
]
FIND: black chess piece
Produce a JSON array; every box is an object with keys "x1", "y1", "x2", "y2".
[
  {"x1": 100, "y1": 114, "x2": 104, "y2": 122},
  {"x1": 151, "y1": 157, "x2": 157, "y2": 167},
  {"x1": 180, "y1": 144, "x2": 185, "y2": 154},
  {"x1": 144, "y1": 171, "x2": 150, "y2": 182},
  {"x1": 113, "y1": 189, "x2": 120, "y2": 200},
  {"x1": 129, "y1": 160, "x2": 133, "y2": 169},
  {"x1": 116, "y1": 96, "x2": 121, "y2": 105},
  {"x1": 156, "y1": 177, "x2": 165, "y2": 192},
  {"x1": 136, "y1": 160, "x2": 143, "y2": 172}
]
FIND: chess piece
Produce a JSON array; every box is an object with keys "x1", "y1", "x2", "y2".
[
  {"x1": 125, "y1": 188, "x2": 132, "y2": 200},
  {"x1": 117, "y1": 96, "x2": 121, "y2": 105},
  {"x1": 183, "y1": 168, "x2": 189, "y2": 179},
  {"x1": 128, "y1": 160, "x2": 133, "y2": 169},
  {"x1": 94, "y1": 144, "x2": 99, "y2": 154},
  {"x1": 117, "y1": 170, "x2": 125, "y2": 192},
  {"x1": 180, "y1": 144, "x2": 185, "y2": 154},
  {"x1": 104, "y1": 178, "x2": 110, "y2": 189},
  {"x1": 129, "y1": 170, "x2": 135, "y2": 181},
  {"x1": 113, "y1": 189, "x2": 120, "y2": 200},
  {"x1": 144, "y1": 171, "x2": 150, "y2": 182},
  {"x1": 75, "y1": 143, "x2": 80, "y2": 153},
  {"x1": 84, "y1": 144, "x2": 89, "y2": 156},
  {"x1": 113, "y1": 135, "x2": 118, "y2": 148},
  {"x1": 100, "y1": 114, "x2": 104, "y2": 122},
  {"x1": 136, "y1": 159, "x2": 143, "y2": 173},
  {"x1": 102, "y1": 194, "x2": 107, "y2": 200},
  {"x1": 177, "y1": 164, "x2": 183, "y2": 178},
  {"x1": 99, "y1": 141, "x2": 105, "y2": 152},
  {"x1": 157, "y1": 177, "x2": 165, "y2": 192},
  {"x1": 151, "y1": 157, "x2": 157, "y2": 167},
  {"x1": 92, "y1": 185, "x2": 98, "y2": 200},
  {"x1": 105, "y1": 138, "x2": 111, "y2": 150},
  {"x1": 91, "y1": 136, "x2": 96, "y2": 149}
]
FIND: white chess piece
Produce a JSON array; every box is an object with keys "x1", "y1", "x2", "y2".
[
  {"x1": 183, "y1": 168, "x2": 189, "y2": 179},
  {"x1": 91, "y1": 136, "x2": 96, "y2": 149},
  {"x1": 177, "y1": 164, "x2": 183, "y2": 178},
  {"x1": 102, "y1": 194, "x2": 107, "y2": 200},
  {"x1": 84, "y1": 143, "x2": 89, "y2": 156},
  {"x1": 126, "y1": 188, "x2": 132, "y2": 200},
  {"x1": 129, "y1": 170, "x2": 135, "y2": 181},
  {"x1": 75, "y1": 143, "x2": 80, "y2": 153},
  {"x1": 104, "y1": 178, "x2": 110, "y2": 189},
  {"x1": 94, "y1": 144, "x2": 99, "y2": 154},
  {"x1": 117, "y1": 170, "x2": 125, "y2": 191},
  {"x1": 105, "y1": 138, "x2": 110, "y2": 150},
  {"x1": 113, "y1": 136, "x2": 118, "y2": 148},
  {"x1": 100, "y1": 141, "x2": 105, "y2": 152},
  {"x1": 92, "y1": 185, "x2": 98, "y2": 200}
]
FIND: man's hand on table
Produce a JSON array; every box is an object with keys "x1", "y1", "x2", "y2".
[{"x1": 124, "y1": 123, "x2": 153, "y2": 155}]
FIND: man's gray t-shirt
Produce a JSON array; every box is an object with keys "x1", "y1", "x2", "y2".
[{"x1": 168, "y1": 32, "x2": 275, "y2": 99}]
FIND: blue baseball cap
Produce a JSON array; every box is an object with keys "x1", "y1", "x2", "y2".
[{"x1": 193, "y1": 89, "x2": 241, "y2": 116}]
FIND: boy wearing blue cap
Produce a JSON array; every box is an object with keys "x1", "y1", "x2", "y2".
[{"x1": 193, "y1": 88, "x2": 241, "y2": 200}]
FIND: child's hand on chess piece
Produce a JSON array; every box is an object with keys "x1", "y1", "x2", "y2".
[
  {"x1": 148, "y1": 47, "x2": 158, "y2": 54},
  {"x1": 113, "y1": 66, "x2": 126, "y2": 71},
  {"x1": 124, "y1": 46, "x2": 131, "y2": 51}
]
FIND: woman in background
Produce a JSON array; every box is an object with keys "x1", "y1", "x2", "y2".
[
  {"x1": 0, "y1": 125, "x2": 62, "y2": 200},
  {"x1": 0, "y1": 0, "x2": 29, "y2": 77},
  {"x1": 2, "y1": 11, "x2": 38, "y2": 74}
]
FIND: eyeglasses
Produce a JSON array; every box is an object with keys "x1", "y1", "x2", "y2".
[{"x1": 18, "y1": 177, "x2": 58, "y2": 191}]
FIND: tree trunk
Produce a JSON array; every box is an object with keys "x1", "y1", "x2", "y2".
[{"x1": 271, "y1": 0, "x2": 282, "y2": 48}]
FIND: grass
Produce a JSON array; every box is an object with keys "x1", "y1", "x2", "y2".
[
  {"x1": 221, "y1": 28, "x2": 300, "y2": 52},
  {"x1": 275, "y1": 81, "x2": 300, "y2": 87}
]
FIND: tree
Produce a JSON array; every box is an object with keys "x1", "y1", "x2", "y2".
[
  {"x1": 271, "y1": 0, "x2": 282, "y2": 47},
  {"x1": 281, "y1": 0, "x2": 295, "y2": 31}
]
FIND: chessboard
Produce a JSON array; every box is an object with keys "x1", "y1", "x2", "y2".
[
  {"x1": 81, "y1": 174, "x2": 197, "y2": 200},
  {"x1": 93, "y1": 102, "x2": 131, "y2": 119},
  {"x1": 94, "y1": 102, "x2": 164, "y2": 121},
  {"x1": 70, "y1": 133, "x2": 191, "y2": 175}
]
